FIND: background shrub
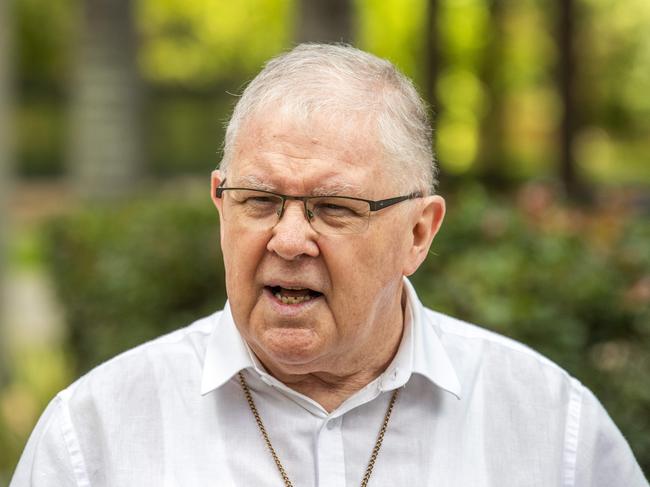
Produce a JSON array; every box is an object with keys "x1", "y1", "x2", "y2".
[{"x1": 45, "y1": 192, "x2": 227, "y2": 373}]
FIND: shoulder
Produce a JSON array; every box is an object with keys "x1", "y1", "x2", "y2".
[
  {"x1": 426, "y1": 307, "x2": 569, "y2": 372},
  {"x1": 62, "y1": 310, "x2": 222, "y2": 410},
  {"x1": 422, "y1": 307, "x2": 581, "y2": 407},
  {"x1": 423, "y1": 308, "x2": 558, "y2": 367},
  {"x1": 426, "y1": 308, "x2": 568, "y2": 367},
  {"x1": 417, "y1": 308, "x2": 648, "y2": 485},
  {"x1": 10, "y1": 311, "x2": 226, "y2": 486}
]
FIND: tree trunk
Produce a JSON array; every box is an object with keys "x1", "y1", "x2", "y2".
[
  {"x1": 477, "y1": 0, "x2": 507, "y2": 187},
  {"x1": 69, "y1": 0, "x2": 143, "y2": 200},
  {"x1": 424, "y1": 0, "x2": 442, "y2": 183},
  {"x1": 296, "y1": 0, "x2": 353, "y2": 43},
  {"x1": 0, "y1": 0, "x2": 13, "y2": 386},
  {"x1": 557, "y1": 0, "x2": 586, "y2": 201},
  {"x1": 424, "y1": 0, "x2": 439, "y2": 125}
]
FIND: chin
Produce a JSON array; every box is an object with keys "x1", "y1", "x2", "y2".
[{"x1": 261, "y1": 327, "x2": 325, "y2": 368}]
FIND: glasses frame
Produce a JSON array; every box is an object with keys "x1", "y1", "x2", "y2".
[
  {"x1": 215, "y1": 179, "x2": 422, "y2": 220},
  {"x1": 215, "y1": 179, "x2": 423, "y2": 235}
]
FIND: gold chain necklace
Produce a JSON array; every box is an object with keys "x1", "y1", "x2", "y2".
[{"x1": 238, "y1": 371, "x2": 399, "y2": 487}]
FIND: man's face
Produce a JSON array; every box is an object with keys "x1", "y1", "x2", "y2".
[{"x1": 211, "y1": 112, "x2": 443, "y2": 377}]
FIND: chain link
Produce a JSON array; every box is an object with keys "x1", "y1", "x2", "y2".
[{"x1": 238, "y1": 371, "x2": 399, "y2": 487}]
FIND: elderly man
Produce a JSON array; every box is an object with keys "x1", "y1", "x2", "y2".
[{"x1": 11, "y1": 44, "x2": 647, "y2": 486}]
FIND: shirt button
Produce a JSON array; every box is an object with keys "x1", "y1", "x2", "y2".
[
  {"x1": 392, "y1": 368, "x2": 399, "y2": 380},
  {"x1": 326, "y1": 418, "x2": 340, "y2": 430}
]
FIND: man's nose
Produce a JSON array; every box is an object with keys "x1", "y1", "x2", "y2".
[{"x1": 266, "y1": 200, "x2": 319, "y2": 260}]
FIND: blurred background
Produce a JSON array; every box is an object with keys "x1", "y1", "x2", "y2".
[{"x1": 0, "y1": 0, "x2": 649, "y2": 481}]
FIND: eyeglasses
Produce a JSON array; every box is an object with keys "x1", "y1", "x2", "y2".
[{"x1": 215, "y1": 179, "x2": 423, "y2": 235}]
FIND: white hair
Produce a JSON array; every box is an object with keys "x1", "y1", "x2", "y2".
[{"x1": 220, "y1": 43, "x2": 437, "y2": 194}]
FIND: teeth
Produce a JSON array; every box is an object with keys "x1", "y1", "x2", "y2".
[{"x1": 274, "y1": 292, "x2": 314, "y2": 305}]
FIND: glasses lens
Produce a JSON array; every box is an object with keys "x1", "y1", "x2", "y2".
[
  {"x1": 308, "y1": 197, "x2": 370, "y2": 235},
  {"x1": 223, "y1": 189, "x2": 283, "y2": 229}
]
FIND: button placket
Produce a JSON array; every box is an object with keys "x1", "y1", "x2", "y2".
[{"x1": 315, "y1": 416, "x2": 346, "y2": 486}]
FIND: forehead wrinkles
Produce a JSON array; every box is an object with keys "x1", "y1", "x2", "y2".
[
  {"x1": 233, "y1": 109, "x2": 382, "y2": 164},
  {"x1": 228, "y1": 111, "x2": 394, "y2": 196},
  {"x1": 231, "y1": 172, "x2": 365, "y2": 197}
]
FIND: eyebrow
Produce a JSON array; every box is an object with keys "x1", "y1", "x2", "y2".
[
  {"x1": 230, "y1": 176, "x2": 364, "y2": 197},
  {"x1": 310, "y1": 182, "x2": 364, "y2": 197},
  {"x1": 230, "y1": 175, "x2": 276, "y2": 192}
]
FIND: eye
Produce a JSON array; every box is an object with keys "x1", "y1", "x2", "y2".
[
  {"x1": 314, "y1": 199, "x2": 364, "y2": 218},
  {"x1": 230, "y1": 190, "x2": 277, "y2": 206},
  {"x1": 245, "y1": 195, "x2": 276, "y2": 206},
  {"x1": 319, "y1": 203, "x2": 351, "y2": 213},
  {"x1": 228, "y1": 190, "x2": 281, "y2": 217}
]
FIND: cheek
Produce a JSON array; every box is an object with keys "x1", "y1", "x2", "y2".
[
  {"x1": 356, "y1": 224, "x2": 408, "y2": 277},
  {"x1": 221, "y1": 226, "x2": 266, "y2": 296},
  {"x1": 221, "y1": 228, "x2": 270, "y2": 342},
  {"x1": 325, "y1": 230, "x2": 406, "y2": 314}
]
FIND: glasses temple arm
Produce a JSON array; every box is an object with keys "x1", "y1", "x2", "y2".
[{"x1": 369, "y1": 192, "x2": 422, "y2": 211}]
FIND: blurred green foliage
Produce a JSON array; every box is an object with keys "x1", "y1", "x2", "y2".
[
  {"x1": 146, "y1": 95, "x2": 228, "y2": 175},
  {"x1": 33, "y1": 185, "x2": 650, "y2": 473},
  {"x1": 356, "y1": 0, "x2": 426, "y2": 80},
  {"x1": 43, "y1": 192, "x2": 227, "y2": 372},
  {"x1": 12, "y1": 0, "x2": 650, "y2": 184},
  {"x1": 15, "y1": 0, "x2": 76, "y2": 88},
  {"x1": 137, "y1": 0, "x2": 294, "y2": 85},
  {"x1": 0, "y1": 347, "x2": 71, "y2": 485}
]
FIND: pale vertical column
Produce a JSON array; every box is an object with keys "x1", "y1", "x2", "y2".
[{"x1": 69, "y1": 0, "x2": 144, "y2": 201}]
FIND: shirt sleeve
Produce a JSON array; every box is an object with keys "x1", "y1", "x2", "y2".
[
  {"x1": 573, "y1": 384, "x2": 648, "y2": 487},
  {"x1": 9, "y1": 393, "x2": 88, "y2": 487}
]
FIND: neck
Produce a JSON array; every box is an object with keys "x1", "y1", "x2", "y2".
[
  {"x1": 272, "y1": 360, "x2": 399, "y2": 412},
  {"x1": 254, "y1": 295, "x2": 406, "y2": 413}
]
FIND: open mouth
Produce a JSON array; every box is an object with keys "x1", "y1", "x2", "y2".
[{"x1": 267, "y1": 286, "x2": 323, "y2": 305}]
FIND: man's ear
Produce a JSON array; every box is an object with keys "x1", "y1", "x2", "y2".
[
  {"x1": 211, "y1": 169, "x2": 224, "y2": 213},
  {"x1": 402, "y1": 195, "x2": 445, "y2": 276}
]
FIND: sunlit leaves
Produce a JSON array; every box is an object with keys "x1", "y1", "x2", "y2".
[
  {"x1": 437, "y1": 118, "x2": 479, "y2": 173},
  {"x1": 439, "y1": 0, "x2": 489, "y2": 67},
  {"x1": 500, "y1": 1, "x2": 555, "y2": 89},
  {"x1": 581, "y1": 0, "x2": 650, "y2": 120},
  {"x1": 439, "y1": 68, "x2": 487, "y2": 119},
  {"x1": 577, "y1": 0, "x2": 650, "y2": 183},
  {"x1": 137, "y1": 0, "x2": 294, "y2": 86},
  {"x1": 436, "y1": 0, "x2": 489, "y2": 174},
  {"x1": 437, "y1": 68, "x2": 485, "y2": 173},
  {"x1": 355, "y1": 0, "x2": 426, "y2": 80}
]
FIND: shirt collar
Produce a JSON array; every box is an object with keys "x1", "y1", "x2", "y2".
[
  {"x1": 200, "y1": 302, "x2": 256, "y2": 395},
  {"x1": 201, "y1": 279, "x2": 462, "y2": 400},
  {"x1": 401, "y1": 278, "x2": 462, "y2": 399}
]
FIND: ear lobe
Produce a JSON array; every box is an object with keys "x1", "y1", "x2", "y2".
[{"x1": 403, "y1": 195, "x2": 445, "y2": 276}]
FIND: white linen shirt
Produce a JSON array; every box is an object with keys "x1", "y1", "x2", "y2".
[{"x1": 10, "y1": 279, "x2": 648, "y2": 487}]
